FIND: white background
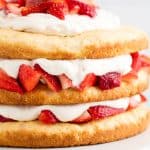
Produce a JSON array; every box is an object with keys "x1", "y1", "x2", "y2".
[{"x1": 98, "y1": 0, "x2": 150, "y2": 35}]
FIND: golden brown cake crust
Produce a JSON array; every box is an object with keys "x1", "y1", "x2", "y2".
[
  {"x1": 0, "y1": 104, "x2": 149, "y2": 148},
  {"x1": 0, "y1": 26, "x2": 148, "y2": 59},
  {"x1": 0, "y1": 70, "x2": 148, "y2": 105}
]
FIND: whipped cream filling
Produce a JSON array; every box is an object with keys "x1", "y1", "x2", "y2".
[
  {"x1": 0, "y1": 55, "x2": 132, "y2": 86},
  {"x1": 0, "y1": 9, "x2": 120, "y2": 36},
  {"x1": 0, "y1": 95, "x2": 141, "y2": 122}
]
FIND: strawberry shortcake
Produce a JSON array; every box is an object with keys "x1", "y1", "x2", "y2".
[{"x1": 0, "y1": 0, "x2": 150, "y2": 148}]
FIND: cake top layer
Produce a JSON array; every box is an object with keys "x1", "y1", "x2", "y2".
[
  {"x1": 0, "y1": 0, "x2": 149, "y2": 59},
  {"x1": 0, "y1": 27, "x2": 148, "y2": 59}
]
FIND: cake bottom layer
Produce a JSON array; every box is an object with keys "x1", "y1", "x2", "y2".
[{"x1": 0, "y1": 103, "x2": 149, "y2": 148}]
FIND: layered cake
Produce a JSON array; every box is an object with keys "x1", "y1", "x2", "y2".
[{"x1": 0, "y1": 0, "x2": 150, "y2": 147}]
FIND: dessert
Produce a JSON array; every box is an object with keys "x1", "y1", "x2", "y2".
[{"x1": 0, "y1": 0, "x2": 150, "y2": 148}]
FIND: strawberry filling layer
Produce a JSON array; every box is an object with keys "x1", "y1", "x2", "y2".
[
  {"x1": 0, "y1": 1, "x2": 120, "y2": 36},
  {"x1": 0, "y1": 53, "x2": 149, "y2": 94},
  {"x1": 0, "y1": 94, "x2": 146, "y2": 124},
  {"x1": 0, "y1": 0, "x2": 97, "y2": 19}
]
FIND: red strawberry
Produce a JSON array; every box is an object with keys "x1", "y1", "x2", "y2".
[
  {"x1": 0, "y1": 69, "x2": 23, "y2": 94},
  {"x1": 0, "y1": 115, "x2": 14, "y2": 122},
  {"x1": 21, "y1": 2, "x2": 48, "y2": 16},
  {"x1": 98, "y1": 72, "x2": 121, "y2": 90},
  {"x1": 72, "y1": 111, "x2": 92, "y2": 123},
  {"x1": 58, "y1": 74, "x2": 72, "y2": 89},
  {"x1": 122, "y1": 71, "x2": 138, "y2": 83},
  {"x1": 0, "y1": 0, "x2": 6, "y2": 9},
  {"x1": 18, "y1": 0, "x2": 25, "y2": 6},
  {"x1": 6, "y1": 3, "x2": 21, "y2": 15},
  {"x1": 140, "y1": 94, "x2": 147, "y2": 103},
  {"x1": 131, "y1": 52, "x2": 141, "y2": 72},
  {"x1": 88, "y1": 105, "x2": 124, "y2": 119},
  {"x1": 25, "y1": 0, "x2": 44, "y2": 7},
  {"x1": 34, "y1": 64, "x2": 62, "y2": 92},
  {"x1": 18, "y1": 64, "x2": 40, "y2": 92},
  {"x1": 140, "y1": 55, "x2": 150, "y2": 68},
  {"x1": 39, "y1": 110, "x2": 58, "y2": 124},
  {"x1": 79, "y1": 73, "x2": 97, "y2": 90},
  {"x1": 47, "y1": 0, "x2": 68, "y2": 20},
  {"x1": 67, "y1": 0, "x2": 96, "y2": 17}
]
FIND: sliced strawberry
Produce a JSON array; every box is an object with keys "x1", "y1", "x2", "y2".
[
  {"x1": 39, "y1": 110, "x2": 58, "y2": 124},
  {"x1": 47, "y1": 0, "x2": 68, "y2": 20},
  {"x1": 140, "y1": 55, "x2": 150, "y2": 68},
  {"x1": 0, "y1": 0, "x2": 6, "y2": 9},
  {"x1": 88, "y1": 105, "x2": 124, "y2": 119},
  {"x1": 98, "y1": 72, "x2": 121, "y2": 90},
  {"x1": 0, "y1": 115, "x2": 14, "y2": 122},
  {"x1": 122, "y1": 71, "x2": 138, "y2": 83},
  {"x1": 34, "y1": 64, "x2": 62, "y2": 92},
  {"x1": 6, "y1": 3, "x2": 21, "y2": 15},
  {"x1": 0, "y1": 69, "x2": 23, "y2": 94},
  {"x1": 67, "y1": 0, "x2": 97, "y2": 17},
  {"x1": 25, "y1": 0, "x2": 44, "y2": 7},
  {"x1": 79, "y1": 73, "x2": 97, "y2": 90},
  {"x1": 72, "y1": 111, "x2": 92, "y2": 123},
  {"x1": 21, "y1": 2, "x2": 48, "y2": 16},
  {"x1": 131, "y1": 52, "x2": 141, "y2": 72},
  {"x1": 18, "y1": 64, "x2": 40, "y2": 92},
  {"x1": 18, "y1": 0, "x2": 25, "y2": 6},
  {"x1": 140, "y1": 94, "x2": 147, "y2": 103},
  {"x1": 58, "y1": 74, "x2": 72, "y2": 89}
]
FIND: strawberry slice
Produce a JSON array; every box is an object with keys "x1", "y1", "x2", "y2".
[
  {"x1": 88, "y1": 106, "x2": 124, "y2": 119},
  {"x1": 58, "y1": 74, "x2": 72, "y2": 89},
  {"x1": 0, "y1": 69, "x2": 23, "y2": 94},
  {"x1": 47, "y1": 0, "x2": 68, "y2": 20},
  {"x1": 67, "y1": 0, "x2": 97, "y2": 17},
  {"x1": 72, "y1": 111, "x2": 92, "y2": 123},
  {"x1": 25, "y1": 0, "x2": 44, "y2": 7},
  {"x1": 21, "y1": 2, "x2": 48, "y2": 16},
  {"x1": 39, "y1": 110, "x2": 58, "y2": 124},
  {"x1": 140, "y1": 94, "x2": 147, "y2": 102},
  {"x1": 18, "y1": 64, "x2": 40, "y2": 92},
  {"x1": 79, "y1": 73, "x2": 97, "y2": 90},
  {"x1": 0, "y1": 0, "x2": 6, "y2": 9},
  {"x1": 131, "y1": 52, "x2": 141, "y2": 72},
  {"x1": 0, "y1": 115, "x2": 14, "y2": 122},
  {"x1": 122, "y1": 71, "x2": 138, "y2": 83},
  {"x1": 98, "y1": 72, "x2": 121, "y2": 90},
  {"x1": 140, "y1": 55, "x2": 150, "y2": 67},
  {"x1": 34, "y1": 64, "x2": 62, "y2": 92},
  {"x1": 6, "y1": 3, "x2": 21, "y2": 15},
  {"x1": 18, "y1": 0, "x2": 25, "y2": 6}
]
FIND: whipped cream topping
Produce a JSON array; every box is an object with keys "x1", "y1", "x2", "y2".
[
  {"x1": 0, "y1": 55, "x2": 132, "y2": 86},
  {"x1": 0, "y1": 9, "x2": 120, "y2": 36},
  {"x1": 0, "y1": 95, "x2": 141, "y2": 122}
]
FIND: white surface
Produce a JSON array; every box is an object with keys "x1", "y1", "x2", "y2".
[{"x1": 99, "y1": 0, "x2": 150, "y2": 35}]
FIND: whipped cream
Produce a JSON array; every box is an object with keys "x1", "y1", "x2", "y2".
[
  {"x1": 0, "y1": 55, "x2": 132, "y2": 86},
  {"x1": 0, "y1": 95, "x2": 141, "y2": 122},
  {"x1": 0, "y1": 9, "x2": 120, "y2": 36}
]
